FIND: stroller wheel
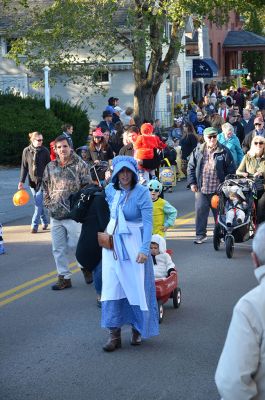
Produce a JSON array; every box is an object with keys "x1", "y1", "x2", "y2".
[
  {"x1": 157, "y1": 300, "x2": 164, "y2": 324},
  {"x1": 213, "y1": 225, "x2": 221, "y2": 251},
  {"x1": 173, "y1": 287, "x2": 181, "y2": 309},
  {"x1": 225, "y1": 235, "x2": 234, "y2": 259}
]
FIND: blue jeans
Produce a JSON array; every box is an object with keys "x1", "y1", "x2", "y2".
[
  {"x1": 93, "y1": 261, "x2": 102, "y2": 296},
  {"x1": 30, "y1": 188, "x2": 49, "y2": 230},
  {"x1": 195, "y1": 192, "x2": 217, "y2": 236}
]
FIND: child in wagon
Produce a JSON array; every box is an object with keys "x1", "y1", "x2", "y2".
[{"x1": 150, "y1": 234, "x2": 175, "y2": 279}]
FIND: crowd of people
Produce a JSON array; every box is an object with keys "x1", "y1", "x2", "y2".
[{"x1": 6, "y1": 81, "x2": 265, "y2": 397}]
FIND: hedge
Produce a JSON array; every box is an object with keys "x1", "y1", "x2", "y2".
[{"x1": 0, "y1": 94, "x2": 90, "y2": 164}]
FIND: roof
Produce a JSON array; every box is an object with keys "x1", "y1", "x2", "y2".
[
  {"x1": 0, "y1": 1, "x2": 54, "y2": 32},
  {"x1": 0, "y1": 1, "x2": 130, "y2": 33},
  {"x1": 185, "y1": 31, "x2": 198, "y2": 44},
  {"x1": 223, "y1": 30, "x2": 265, "y2": 51}
]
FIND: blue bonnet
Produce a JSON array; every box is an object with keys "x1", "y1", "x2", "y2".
[{"x1": 111, "y1": 155, "x2": 139, "y2": 183}]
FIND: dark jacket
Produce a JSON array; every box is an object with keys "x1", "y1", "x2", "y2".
[
  {"x1": 257, "y1": 96, "x2": 265, "y2": 110},
  {"x1": 179, "y1": 134, "x2": 198, "y2": 160},
  {"x1": 242, "y1": 129, "x2": 265, "y2": 154},
  {"x1": 241, "y1": 116, "x2": 255, "y2": 136},
  {"x1": 20, "y1": 145, "x2": 50, "y2": 190},
  {"x1": 75, "y1": 188, "x2": 110, "y2": 271},
  {"x1": 231, "y1": 121, "x2": 245, "y2": 144},
  {"x1": 97, "y1": 120, "x2": 115, "y2": 134},
  {"x1": 119, "y1": 143, "x2": 134, "y2": 156},
  {"x1": 87, "y1": 145, "x2": 114, "y2": 164},
  {"x1": 187, "y1": 142, "x2": 236, "y2": 190}
]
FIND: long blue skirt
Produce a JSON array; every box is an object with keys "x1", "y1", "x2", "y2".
[{"x1": 101, "y1": 255, "x2": 159, "y2": 339}]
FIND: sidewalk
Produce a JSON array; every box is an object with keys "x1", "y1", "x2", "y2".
[{"x1": 0, "y1": 167, "x2": 33, "y2": 225}]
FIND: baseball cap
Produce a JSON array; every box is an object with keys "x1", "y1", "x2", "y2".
[{"x1": 203, "y1": 127, "x2": 218, "y2": 136}]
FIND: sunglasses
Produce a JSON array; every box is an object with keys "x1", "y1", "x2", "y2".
[
  {"x1": 254, "y1": 142, "x2": 264, "y2": 145},
  {"x1": 34, "y1": 139, "x2": 43, "y2": 142},
  {"x1": 94, "y1": 136, "x2": 102, "y2": 139},
  {"x1": 149, "y1": 188, "x2": 160, "y2": 193},
  {"x1": 207, "y1": 135, "x2": 217, "y2": 139},
  {"x1": 255, "y1": 123, "x2": 262, "y2": 126}
]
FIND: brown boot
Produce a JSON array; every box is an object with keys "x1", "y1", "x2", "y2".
[
  {"x1": 103, "y1": 328, "x2": 121, "y2": 352},
  {"x1": 81, "y1": 269, "x2": 93, "y2": 284},
  {"x1": 131, "y1": 327, "x2": 141, "y2": 346},
  {"x1": 51, "y1": 275, "x2": 72, "y2": 290}
]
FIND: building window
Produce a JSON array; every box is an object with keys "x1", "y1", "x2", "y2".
[
  {"x1": 165, "y1": 75, "x2": 172, "y2": 113},
  {"x1": 217, "y1": 42, "x2": 221, "y2": 69},
  {"x1": 93, "y1": 70, "x2": 110, "y2": 85},
  {"x1": 165, "y1": 22, "x2": 172, "y2": 41},
  {"x1": 4, "y1": 38, "x2": 17, "y2": 54},
  {"x1": 210, "y1": 42, "x2": 213, "y2": 57},
  {"x1": 186, "y1": 70, "x2": 192, "y2": 97}
]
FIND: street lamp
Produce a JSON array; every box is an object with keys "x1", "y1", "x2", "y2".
[{"x1": 43, "y1": 65, "x2": 51, "y2": 109}]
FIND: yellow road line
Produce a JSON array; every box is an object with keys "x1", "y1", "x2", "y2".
[
  {"x1": 0, "y1": 262, "x2": 77, "y2": 300},
  {"x1": 174, "y1": 216, "x2": 195, "y2": 226},
  {"x1": 0, "y1": 268, "x2": 80, "y2": 307},
  {"x1": 0, "y1": 210, "x2": 195, "y2": 308}
]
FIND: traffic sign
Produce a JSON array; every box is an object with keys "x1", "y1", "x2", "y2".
[{"x1": 230, "y1": 68, "x2": 248, "y2": 75}]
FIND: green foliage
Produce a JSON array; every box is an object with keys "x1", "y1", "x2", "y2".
[
  {"x1": 0, "y1": 94, "x2": 90, "y2": 164},
  {"x1": 3, "y1": 0, "x2": 263, "y2": 121},
  {"x1": 242, "y1": 7, "x2": 265, "y2": 82}
]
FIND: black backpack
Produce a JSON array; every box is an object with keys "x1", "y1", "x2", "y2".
[{"x1": 68, "y1": 185, "x2": 103, "y2": 223}]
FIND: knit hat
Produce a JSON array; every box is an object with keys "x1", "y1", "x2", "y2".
[
  {"x1": 148, "y1": 179, "x2": 163, "y2": 193},
  {"x1": 93, "y1": 128, "x2": 104, "y2": 137},
  {"x1": 140, "y1": 123, "x2": 154, "y2": 135},
  {"x1": 203, "y1": 127, "x2": 218, "y2": 136}
]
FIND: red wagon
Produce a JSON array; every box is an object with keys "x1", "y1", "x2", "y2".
[{"x1": 155, "y1": 269, "x2": 181, "y2": 323}]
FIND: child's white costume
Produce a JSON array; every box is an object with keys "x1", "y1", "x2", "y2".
[
  {"x1": 151, "y1": 234, "x2": 175, "y2": 279},
  {"x1": 223, "y1": 185, "x2": 247, "y2": 226}
]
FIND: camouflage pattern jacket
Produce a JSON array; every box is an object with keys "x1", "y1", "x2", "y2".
[{"x1": 42, "y1": 152, "x2": 91, "y2": 220}]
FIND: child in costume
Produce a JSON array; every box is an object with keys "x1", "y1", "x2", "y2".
[
  {"x1": 223, "y1": 185, "x2": 247, "y2": 226},
  {"x1": 150, "y1": 234, "x2": 175, "y2": 279},
  {"x1": 148, "y1": 179, "x2": 177, "y2": 237},
  {"x1": 134, "y1": 123, "x2": 166, "y2": 184},
  {"x1": 175, "y1": 143, "x2": 186, "y2": 181}
]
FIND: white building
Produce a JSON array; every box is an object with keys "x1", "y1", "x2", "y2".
[{"x1": 0, "y1": 7, "x2": 194, "y2": 127}]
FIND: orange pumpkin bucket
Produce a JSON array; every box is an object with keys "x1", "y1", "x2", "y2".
[
  {"x1": 211, "y1": 194, "x2": 219, "y2": 209},
  {"x1": 13, "y1": 189, "x2": 30, "y2": 206}
]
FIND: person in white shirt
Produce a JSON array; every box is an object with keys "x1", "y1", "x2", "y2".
[
  {"x1": 215, "y1": 222, "x2": 265, "y2": 400},
  {"x1": 218, "y1": 98, "x2": 229, "y2": 121},
  {"x1": 150, "y1": 234, "x2": 175, "y2": 279}
]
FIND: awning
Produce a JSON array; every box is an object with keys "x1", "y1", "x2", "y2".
[
  {"x1": 223, "y1": 30, "x2": 265, "y2": 51},
  {"x1": 193, "y1": 58, "x2": 218, "y2": 78}
]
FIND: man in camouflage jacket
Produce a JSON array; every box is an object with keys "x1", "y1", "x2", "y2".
[{"x1": 42, "y1": 135, "x2": 91, "y2": 290}]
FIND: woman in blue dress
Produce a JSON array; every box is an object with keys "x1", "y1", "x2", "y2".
[{"x1": 101, "y1": 155, "x2": 159, "y2": 352}]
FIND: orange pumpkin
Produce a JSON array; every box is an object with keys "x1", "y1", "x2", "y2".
[
  {"x1": 211, "y1": 194, "x2": 219, "y2": 209},
  {"x1": 13, "y1": 189, "x2": 30, "y2": 206}
]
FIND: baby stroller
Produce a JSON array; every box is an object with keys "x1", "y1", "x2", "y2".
[
  {"x1": 89, "y1": 161, "x2": 110, "y2": 187},
  {"x1": 213, "y1": 175, "x2": 258, "y2": 258},
  {"x1": 155, "y1": 251, "x2": 181, "y2": 323}
]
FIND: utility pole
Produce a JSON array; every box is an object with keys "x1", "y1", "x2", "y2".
[{"x1": 43, "y1": 65, "x2": 51, "y2": 109}]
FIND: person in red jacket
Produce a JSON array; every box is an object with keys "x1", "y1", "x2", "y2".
[
  {"x1": 134, "y1": 123, "x2": 166, "y2": 183},
  {"x1": 50, "y1": 141, "x2": 56, "y2": 161}
]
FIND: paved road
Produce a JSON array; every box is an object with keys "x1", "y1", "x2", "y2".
[
  {"x1": 0, "y1": 167, "x2": 34, "y2": 224},
  {"x1": 0, "y1": 170, "x2": 257, "y2": 400}
]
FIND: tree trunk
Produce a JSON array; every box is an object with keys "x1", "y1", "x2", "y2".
[{"x1": 134, "y1": 84, "x2": 159, "y2": 125}]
